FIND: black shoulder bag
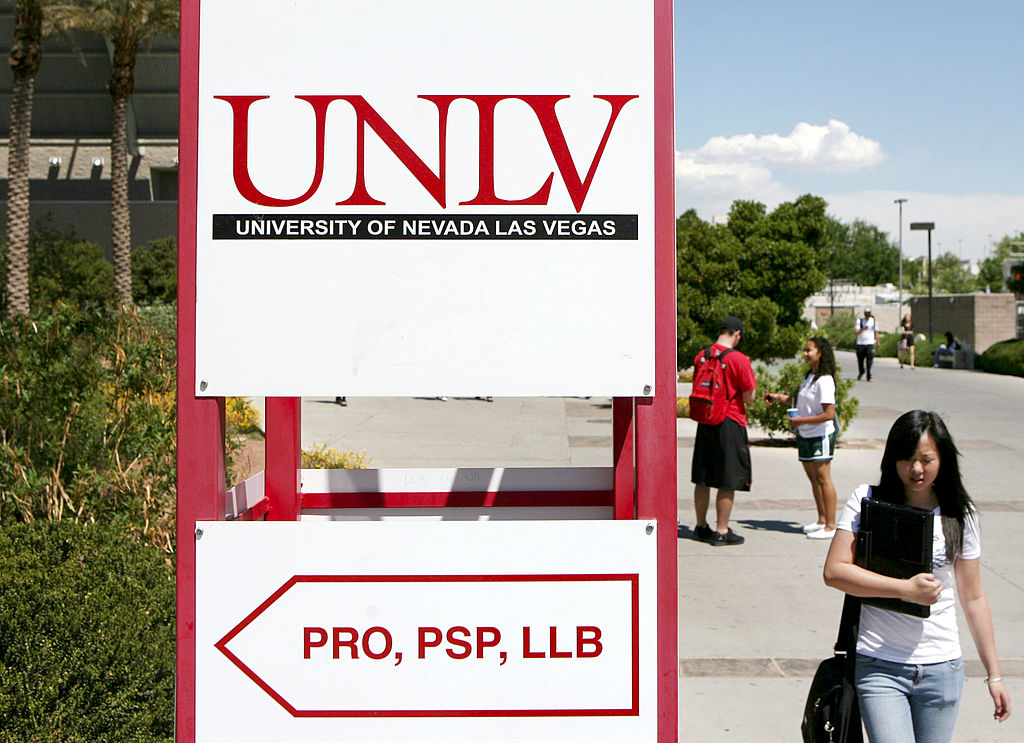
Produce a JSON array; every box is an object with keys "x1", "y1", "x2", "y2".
[{"x1": 801, "y1": 594, "x2": 863, "y2": 743}]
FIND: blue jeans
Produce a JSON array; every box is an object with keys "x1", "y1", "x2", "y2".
[{"x1": 855, "y1": 654, "x2": 964, "y2": 743}]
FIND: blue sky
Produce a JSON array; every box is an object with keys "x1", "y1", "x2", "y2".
[{"x1": 673, "y1": 1, "x2": 1024, "y2": 261}]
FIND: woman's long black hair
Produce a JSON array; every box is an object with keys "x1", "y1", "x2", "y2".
[
  {"x1": 807, "y1": 336, "x2": 837, "y2": 383},
  {"x1": 875, "y1": 410, "x2": 975, "y2": 560}
]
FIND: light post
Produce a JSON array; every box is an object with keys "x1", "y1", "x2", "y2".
[
  {"x1": 910, "y1": 221, "x2": 935, "y2": 340},
  {"x1": 894, "y1": 198, "x2": 907, "y2": 321}
]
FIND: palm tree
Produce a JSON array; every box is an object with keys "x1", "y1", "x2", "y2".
[
  {"x1": 49, "y1": 0, "x2": 179, "y2": 306},
  {"x1": 4, "y1": 0, "x2": 44, "y2": 317}
]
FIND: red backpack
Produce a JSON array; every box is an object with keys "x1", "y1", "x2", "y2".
[{"x1": 689, "y1": 346, "x2": 735, "y2": 425}]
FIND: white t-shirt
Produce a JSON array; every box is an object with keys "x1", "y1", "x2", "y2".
[
  {"x1": 855, "y1": 315, "x2": 878, "y2": 345},
  {"x1": 837, "y1": 484, "x2": 981, "y2": 664},
  {"x1": 795, "y1": 373, "x2": 836, "y2": 439}
]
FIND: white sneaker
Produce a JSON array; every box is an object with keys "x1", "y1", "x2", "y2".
[
  {"x1": 802, "y1": 522, "x2": 826, "y2": 534},
  {"x1": 807, "y1": 528, "x2": 836, "y2": 540}
]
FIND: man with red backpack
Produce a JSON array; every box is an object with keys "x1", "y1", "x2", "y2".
[{"x1": 689, "y1": 316, "x2": 757, "y2": 546}]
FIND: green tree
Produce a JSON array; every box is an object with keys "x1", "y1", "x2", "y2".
[
  {"x1": 677, "y1": 195, "x2": 827, "y2": 365},
  {"x1": 901, "y1": 254, "x2": 924, "y2": 288},
  {"x1": 828, "y1": 219, "x2": 900, "y2": 286},
  {"x1": 929, "y1": 252, "x2": 977, "y2": 294},
  {"x1": 48, "y1": 0, "x2": 179, "y2": 306},
  {"x1": 764, "y1": 194, "x2": 831, "y2": 258}
]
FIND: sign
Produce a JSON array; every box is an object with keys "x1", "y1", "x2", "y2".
[
  {"x1": 194, "y1": 0, "x2": 656, "y2": 397},
  {"x1": 196, "y1": 521, "x2": 657, "y2": 741}
]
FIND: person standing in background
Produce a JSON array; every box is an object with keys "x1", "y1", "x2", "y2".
[
  {"x1": 690, "y1": 316, "x2": 757, "y2": 547},
  {"x1": 763, "y1": 337, "x2": 839, "y2": 540},
  {"x1": 856, "y1": 308, "x2": 880, "y2": 382},
  {"x1": 899, "y1": 313, "x2": 916, "y2": 369}
]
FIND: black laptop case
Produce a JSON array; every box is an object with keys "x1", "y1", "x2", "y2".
[{"x1": 855, "y1": 497, "x2": 934, "y2": 618}]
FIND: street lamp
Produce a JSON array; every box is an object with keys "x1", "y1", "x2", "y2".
[
  {"x1": 894, "y1": 198, "x2": 907, "y2": 321},
  {"x1": 910, "y1": 221, "x2": 935, "y2": 340}
]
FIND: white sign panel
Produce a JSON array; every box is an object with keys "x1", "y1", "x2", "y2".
[
  {"x1": 196, "y1": 521, "x2": 657, "y2": 742},
  {"x1": 195, "y1": 0, "x2": 655, "y2": 397}
]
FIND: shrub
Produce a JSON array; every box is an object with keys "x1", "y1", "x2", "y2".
[
  {"x1": 0, "y1": 522, "x2": 175, "y2": 742},
  {"x1": 28, "y1": 223, "x2": 116, "y2": 311},
  {"x1": 816, "y1": 317, "x2": 858, "y2": 350},
  {"x1": 0, "y1": 304, "x2": 176, "y2": 550},
  {"x1": 301, "y1": 442, "x2": 372, "y2": 469},
  {"x1": 131, "y1": 237, "x2": 177, "y2": 305},
  {"x1": 747, "y1": 362, "x2": 859, "y2": 438},
  {"x1": 226, "y1": 397, "x2": 263, "y2": 435},
  {"x1": 978, "y1": 338, "x2": 1024, "y2": 377}
]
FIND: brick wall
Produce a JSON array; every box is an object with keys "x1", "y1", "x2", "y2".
[{"x1": 908, "y1": 293, "x2": 1017, "y2": 353}]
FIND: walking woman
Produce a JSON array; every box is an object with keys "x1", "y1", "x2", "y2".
[
  {"x1": 899, "y1": 313, "x2": 916, "y2": 369},
  {"x1": 823, "y1": 411, "x2": 1011, "y2": 742},
  {"x1": 764, "y1": 336, "x2": 839, "y2": 539}
]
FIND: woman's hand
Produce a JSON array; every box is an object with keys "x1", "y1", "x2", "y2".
[
  {"x1": 764, "y1": 392, "x2": 788, "y2": 405},
  {"x1": 988, "y1": 680, "x2": 1011, "y2": 722},
  {"x1": 903, "y1": 573, "x2": 942, "y2": 605}
]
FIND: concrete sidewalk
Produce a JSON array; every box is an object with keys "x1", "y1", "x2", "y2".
[{"x1": 292, "y1": 350, "x2": 1023, "y2": 741}]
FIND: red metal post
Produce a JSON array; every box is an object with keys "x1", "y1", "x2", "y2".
[
  {"x1": 638, "y1": 1, "x2": 678, "y2": 739},
  {"x1": 176, "y1": 3, "x2": 222, "y2": 739},
  {"x1": 612, "y1": 396, "x2": 636, "y2": 519},
  {"x1": 265, "y1": 397, "x2": 302, "y2": 520}
]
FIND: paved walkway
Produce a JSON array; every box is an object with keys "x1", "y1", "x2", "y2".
[{"x1": 287, "y1": 350, "x2": 1023, "y2": 741}]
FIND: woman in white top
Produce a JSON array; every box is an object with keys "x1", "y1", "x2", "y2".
[
  {"x1": 764, "y1": 337, "x2": 838, "y2": 539},
  {"x1": 823, "y1": 410, "x2": 1011, "y2": 742}
]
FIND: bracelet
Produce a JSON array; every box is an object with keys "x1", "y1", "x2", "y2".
[{"x1": 984, "y1": 677, "x2": 1003, "y2": 684}]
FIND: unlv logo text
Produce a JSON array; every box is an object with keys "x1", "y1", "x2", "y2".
[{"x1": 215, "y1": 94, "x2": 638, "y2": 213}]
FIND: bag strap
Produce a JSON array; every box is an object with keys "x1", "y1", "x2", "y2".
[
  {"x1": 707, "y1": 346, "x2": 734, "y2": 363},
  {"x1": 833, "y1": 486, "x2": 871, "y2": 674},
  {"x1": 834, "y1": 593, "x2": 861, "y2": 655}
]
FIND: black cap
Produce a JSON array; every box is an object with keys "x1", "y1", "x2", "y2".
[{"x1": 720, "y1": 316, "x2": 744, "y2": 333}]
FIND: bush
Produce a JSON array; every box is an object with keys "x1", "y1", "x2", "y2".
[
  {"x1": 0, "y1": 522, "x2": 175, "y2": 742},
  {"x1": 0, "y1": 304, "x2": 176, "y2": 550},
  {"x1": 816, "y1": 317, "x2": 857, "y2": 350},
  {"x1": 979, "y1": 338, "x2": 1024, "y2": 377},
  {"x1": 131, "y1": 237, "x2": 177, "y2": 305},
  {"x1": 301, "y1": 442, "x2": 372, "y2": 469},
  {"x1": 226, "y1": 397, "x2": 263, "y2": 435},
  {"x1": 746, "y1": 362, "x2": 859, "y2": 438},
  {"x1": 28, "y1": 223, "x2": 116, "y2": 311}
]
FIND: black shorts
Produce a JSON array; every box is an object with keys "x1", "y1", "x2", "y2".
[{"x1": 691, "y1": 418, "x2": 752, "y2": 491}]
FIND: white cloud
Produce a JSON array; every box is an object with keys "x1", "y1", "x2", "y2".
[
  {"x1": 674, "y1": 152, "x2": 776, "y2": 193},
  {"x1": 674, "y1": 120, "x2": 884, "y2": 205},
  {"x1": 691, "y1": 119, "x2": 885, "y2": 173}
]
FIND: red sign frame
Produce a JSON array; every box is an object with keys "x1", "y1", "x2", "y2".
[{"x1": 176, "y1": 0, "x2": 676, "y2": 740}]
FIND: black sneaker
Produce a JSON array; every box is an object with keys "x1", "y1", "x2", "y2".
[
  {"x1": 709, "y1": 528, "x2": 745, "y2": 546},
  {"x1": 693, "y1": 524, "x2": 714, "y2": 543}
]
